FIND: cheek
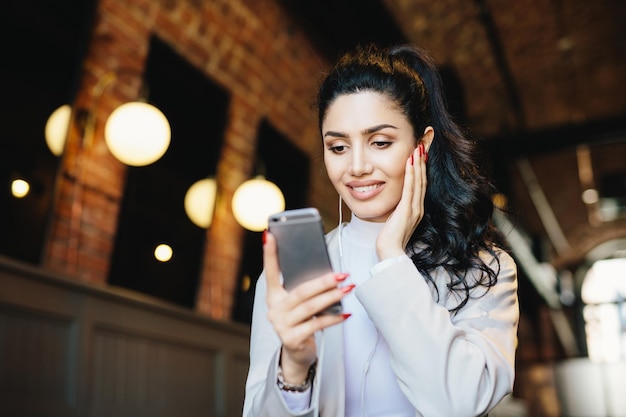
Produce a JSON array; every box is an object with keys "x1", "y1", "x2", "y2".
[
  {"x1": 383, "y1": 156, "x2": 408, "y2": 181},
  {"x1": 383, "y1": 159, "x2": 409, "y2": 196},
  {"x1": 324, "y1": 157, "x2": 342, "y2": 184}
]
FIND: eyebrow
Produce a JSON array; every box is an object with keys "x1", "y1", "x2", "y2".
[{"x1": 323, "y1": 123, "x2": 398, "y2": 138}]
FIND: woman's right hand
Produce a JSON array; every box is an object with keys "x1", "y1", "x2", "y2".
[{"x1": 263, "y1": 230, "x2": 352, "y2": 384}]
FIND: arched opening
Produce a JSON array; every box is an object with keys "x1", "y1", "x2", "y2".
[
  {"x1": 577, "y1": 238, "x2": 626, "y2": 364},
  {"x1": 555, "y1": 239, "x2": 626, "y2": 416},
  {"x1": 581, "y1": 257, "x2": 626, "y2": 363}
]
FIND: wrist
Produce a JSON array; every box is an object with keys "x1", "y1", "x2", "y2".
[
  {"x1": 277, "y1": 361, "x2": 316, "y2": 392},
  {"x1": 279, "y1": 347, "x2": 315, "y2": 383}
]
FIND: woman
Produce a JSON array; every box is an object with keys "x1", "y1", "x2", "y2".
[{"x1": 243, "y1": 44, "x2": 519, "y2": 417}]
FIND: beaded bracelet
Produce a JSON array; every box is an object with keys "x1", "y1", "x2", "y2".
[{"x1": 277, "y1": 361, "x2": 317, "y2": 392}]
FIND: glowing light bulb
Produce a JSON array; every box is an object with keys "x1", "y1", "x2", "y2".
[
  {"x1": 154, "y1": 243, "x2": 173, "y2": 262},
  {"x1": 11, "y1": 179, "x2": 30, "y2": 198},
  {"x1": 232, "y1": 177, "x2": 285, "y2": 231}
]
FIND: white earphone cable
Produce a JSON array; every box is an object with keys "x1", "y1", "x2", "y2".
[{"x1": 338, "y1": 195, "x2": 344, "y2": 261}]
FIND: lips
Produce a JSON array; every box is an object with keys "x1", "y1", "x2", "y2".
[
  {"x1": 352, "y1": 184, "x2": 380, "y2": 193},
  {"x1": 346, "y1": 181, "x2": 384, "y2": 200}
]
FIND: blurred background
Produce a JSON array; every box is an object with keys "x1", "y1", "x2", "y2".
[{"x1": 1, "y1": 0, "x2": 625, "y2": 416}]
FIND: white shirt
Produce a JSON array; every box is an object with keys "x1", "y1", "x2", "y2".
[
  {"x1": 246, "y1": 214, "x2": 520, "y2": 417},
  {"x1": 283, "y1": 215, "x2": 414, "y2": 416},
  {"x1": 340, "y1": 215, "x2": 415, "y2": 416}
]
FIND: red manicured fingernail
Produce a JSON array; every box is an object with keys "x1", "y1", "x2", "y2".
[
  {"x1": 341, "y1": 284, "x2": 356, "y2": 293},
  {"x1": 424, "y1": 151, "x2": 429, "y2": 163},
  {"x1": 335, "y1": 273, "x2": 349, "y2": 282},
  {"x1": 341, "y1": 313, "x2": 352, "y2": 320},
  {"x1": 410, "y1": 153, "x2": 414, "y2": 166},
  {"x1": 262, "y1": 229, "x2": 267, "y2": 244}
]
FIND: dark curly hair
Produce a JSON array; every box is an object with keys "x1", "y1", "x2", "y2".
[{"x1": 317, "y1": 44, "x2": 505, "y2": 313}]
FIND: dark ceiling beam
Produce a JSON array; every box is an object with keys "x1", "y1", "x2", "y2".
[
  {"x1": 485, "y1": 114, "x2": 626, "y2": 197},
  {"x1": 275, "y1": 0, "x2": 408, "y2": 62},
  {"x1": 472, "y1": 2, "x2": 626, "y2": 167},
  {"x1": 487, "y1": 114, "x2": 626, "y2": 158},
  {"x1": 474, "y1": 0, "x2": 526, "y2": 132}
]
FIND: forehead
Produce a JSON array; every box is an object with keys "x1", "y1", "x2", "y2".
[{"x1": 322, "y1": 91, "x2": 406, "y2": 129}]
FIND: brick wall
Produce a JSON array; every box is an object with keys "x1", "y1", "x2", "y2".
[{"x1": 44, "y1": 0, "x2": 335, "y2": 320}]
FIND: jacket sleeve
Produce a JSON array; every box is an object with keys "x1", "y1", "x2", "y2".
[
  {"x1": 242, "y1": 272, "x2": 319, "y2": 417},
  {"x1": 356, "y1": 250, "x2": 519, "y2": 417}
]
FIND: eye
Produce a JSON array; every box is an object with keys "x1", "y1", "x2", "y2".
[
  {"x1": 328, "y1": 144, "x2": 347, "y2": 154},
  {"x1": 372, "y1": 140, "x2": 392, "y2": 149}
]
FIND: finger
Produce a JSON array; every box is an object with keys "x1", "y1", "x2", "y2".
[
  {"x1": 268, "y1": 283, "x2": 352, "y2": 340},
  {"x1": 410, "y1": 146, "x2": 420, "y2": 191},
  {"x1": 403, "y1": 146, "x2": 419, "y2": 215},
  {"x1": 288, "y1": 283, "x2": 353, "y2": 324},
  {"x1": 393, "y1": 147, "x2": 416, "y2": 218},
  {"x1": 262, "y1": 231, "x2": 283, "y2": 292},
  {"x1": 282, "y1": 313, "x2": 350, "y2": 349},
  {"x1": 416, "y1": 143, "x2": 428, "y2": 210},
  {"x1": 412, "y1": 144, "x2": 424, "y2": 213},
  {"x1": 280, "y1": 271, "x2": 347, "y2": 314}
]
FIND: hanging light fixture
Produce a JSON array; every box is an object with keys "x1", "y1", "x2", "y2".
[
  {"x1": 184, "y1": 177, "x2": 218, "y2": 228},
  {"x1": 154, "y1": 243, "x2": 173, "y2": 263},
  {"x1": 42, "y1": 70, "x2": 171, "y2": 273},
  {"x1": 11, "y1": 178, "x2": 30, "y2": 198},
  {"x1": 44, "y1": 104, "x2": 72, "y2": 156},
  {"x1": 43, "y1": 71, "x2": 170, "y2": 167},
  {"x1": 104, "y1": 101, "x2": 171, "y2": 166},
  {"x1": 232, "y1": 176, "x2": 285, "y2": 232}
]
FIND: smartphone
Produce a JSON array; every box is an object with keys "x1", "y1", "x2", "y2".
[{"x1": 268, "y1": 207, "x2": 342, "y2": 315}]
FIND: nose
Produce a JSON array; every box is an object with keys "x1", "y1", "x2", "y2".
[{"x1": 349, "y1": 145, "x2": 373, "y2": 176}]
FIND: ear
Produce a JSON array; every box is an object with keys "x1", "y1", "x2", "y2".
[{"x1": 421, "y1": 126, "x2": 434, "y2": 152}]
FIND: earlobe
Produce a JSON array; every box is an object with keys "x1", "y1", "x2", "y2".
[{"x1": 422, "y1": 126, "x2": 435, "y2": 152}]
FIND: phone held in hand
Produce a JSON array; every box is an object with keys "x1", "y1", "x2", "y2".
[{"x1": 268, "y1": 207, "x2": 343, "y2": 315}]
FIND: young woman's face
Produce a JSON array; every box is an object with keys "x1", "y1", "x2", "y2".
[{"x1": 322, "y1": 91, "x2": 417, "y2": 222}]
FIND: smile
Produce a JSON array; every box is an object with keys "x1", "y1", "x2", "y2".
[
  {"x1": 351, "y1": 184, "x2": 380, "y2": 193},
  {"x1": 346, "y1": 182, "x2": 384, "y2": 201}
]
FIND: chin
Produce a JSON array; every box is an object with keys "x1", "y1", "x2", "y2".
[{"x1": 350, "y1": 208, "x2": 390, "y2": 223}]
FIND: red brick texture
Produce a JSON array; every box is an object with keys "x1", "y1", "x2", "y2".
[{"x1": 44, "y1": 0, "x2": 335, "y2": 320}]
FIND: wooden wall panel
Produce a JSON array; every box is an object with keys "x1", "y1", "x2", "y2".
[
  {"x1": 91, "y1": 327, "x2": 216, "y2": 416},
  {"x1": 0, "y1": 257, "x2": 250, "y2": 417},
  {"x1": 0, "y1": 306, "x2": 77, "y2": 416}
]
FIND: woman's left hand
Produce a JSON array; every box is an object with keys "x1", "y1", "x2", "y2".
[{"x1": 376, "y1": 143, "x2": 427, "y2": 260}]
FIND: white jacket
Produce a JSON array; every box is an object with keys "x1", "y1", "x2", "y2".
[{"x1": 243, "y1": 226, "x2": 519, "y2": 417}]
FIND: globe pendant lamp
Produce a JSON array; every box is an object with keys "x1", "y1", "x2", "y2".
[
  {"x1": 184, "y1": 177, "x2": 217, "y2": 228},
  {"x1": 232, "y1": 176, "x2": 285, "y2": 232},
  {"x1": 104, "y1": 101, "x2": 171, "y2": 166},
  {"x1": 44, "y1": 104, "x2": 72, "y2": 156}
]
